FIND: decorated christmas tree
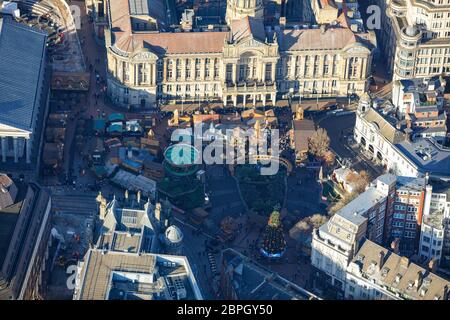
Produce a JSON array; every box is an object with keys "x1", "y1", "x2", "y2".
[{"x1": 260, "y1": 210, "x2": 286, "y2": 258}]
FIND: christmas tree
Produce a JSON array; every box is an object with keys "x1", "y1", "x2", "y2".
[{"x1": 260, "y1": 210, "x2": 286, "y2": 258}]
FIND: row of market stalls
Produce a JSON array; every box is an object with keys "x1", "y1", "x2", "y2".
[{"x1": 93, "y1": 113, "x2": 143, "y2": 137}]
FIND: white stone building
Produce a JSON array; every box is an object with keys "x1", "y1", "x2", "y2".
[
  {"x1": 311, "y1": 173, "x2": 396, "y2": 296},
  {"x1": 354, "y1": 94, "x2": 450, "y2": 180},
  {"x1": 370, "y1": 0, "x2": 450, "y2": 80},
  {"x1": 419, "y1": 183, "x2": 450, "y2": 268},
  {"x1": 0, "y1": 17, "x2": 49, "y2": 170},
  {"x1": 95, "y1": 0, "x2": 377, "y2": 109}
]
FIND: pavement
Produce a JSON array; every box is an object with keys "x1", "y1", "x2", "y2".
[
  {"x1": 285, "y1": 168, "x2": 327, "y2": 218},
  {"x1": 316, "y1": 112, "x2": 385, "y2": 179},
  {"x1": 205, "y1": 165, "x2": 246, "y2": 228}
]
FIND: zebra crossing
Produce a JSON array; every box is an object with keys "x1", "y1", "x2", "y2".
[{"x1": 207, "y1": 252, "x2": 218, "y2": 275}]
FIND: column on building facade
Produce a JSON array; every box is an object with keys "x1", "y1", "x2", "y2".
[
  {"x1": 318, "y1": 55, "x2": 325, "y2": 78},
  {"x1": 360, "y1": 58, "x2": 367, "y2": 79},
  {"x1": 13, "y1": 137, "x2": 18, "y2": 163},
  {"x1": 300, "y1": 55, "x2": 306, "y2": 78},
  {"x1": 255, "y1": 59, "x2": 260, "y2": 82},
  {"x1": 253, "y1": 94, "x2": 256, "y2": 106},
  {"x1": 116, "y1": 59, "x2": 122, "y2": 82},
  {"x1": 261, "y1": 62, "x2": 266, "y2": 82},
  {"x1": 181, "y1": 58, "x2": 186, "y2": 81},
  {"x1": 191, "y1": 58, "x2": 196, "y2": 82},
  {"x1": 290, "y1": 55, "x2": 296, "y2": 79},
  {"x1": 210, "y1": 59, "x2": 214, "y2": 81},
  {"x1": 344, "y1": 58, "x2": 349, "y2": 80},
  {"x1": 131, "y1": 63, "x2": 136, "y2": 85},
  {"x1": 232, "y1": 63, "x2": 237, "y2": 83},
  {"x1": 163, "y1": 59, "x2": 167, "y2": 82},
  {"x1": 26, "y1": 137, "x2": 31, "y2": 164},
  {"x1": 271, "y1": 63, "x2": 276, "y2": 82},
  {"x1": 233, "y1": 95, "x2": 237, "y2": 107},
  {"x1": 149, "y1": 63, "x2": 154, "y2": 85},
  {"x1": 112, "y1": 56, "x2": 117, "y2": 77},
  {"x1": 200, "y1": 58, "x2": 206, "y2": 81},
  {"x1": 1, "y1": 137, "x2": 6, "y2": 162},
  {"x1": 262, "y1": 94, "x2": 266, "y2": 106},
  {"x1": 243, "y1": 94, "x2": 246, "y2": 107},
  {"x1": 146, "y1": 63, "x2": 151, "y2": 85}
]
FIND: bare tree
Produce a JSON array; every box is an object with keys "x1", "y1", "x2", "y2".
[
  {"x1": 308, "y1": 128, "x2": 330, "y2": 158},
  {"x1": 322, "y1": 150, "x2": 335, "y2": 166},
  {"x1": 346, "y1": 170, "x2": 371, "y2": 193},
  {"x1": 329, "y1": 192, "x2": 358, "y2": 214},
  {"x1": 289, "y1": 214, "x2": 329, "y2": 241},
  {"x1": 309, "y1": 214, "x2": 328, "y2": 228}
]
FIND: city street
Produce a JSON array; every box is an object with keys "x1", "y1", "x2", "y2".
[{"x1": 316, "y1": 112, "x2": 385, "y2": 179}]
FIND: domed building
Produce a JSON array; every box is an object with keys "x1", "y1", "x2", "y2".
[{"x1": 164, "y1": 225, "x2": 184, "y2": 255}]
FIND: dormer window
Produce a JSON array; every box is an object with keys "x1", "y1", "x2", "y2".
[{"x1": 420, "y1": 288, "x2": 427, "y2": 297}]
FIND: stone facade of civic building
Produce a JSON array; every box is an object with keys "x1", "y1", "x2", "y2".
[
  {"x1": 368, "y1": 0, "x2": 450, "y2": 80},
  {"x1": 95, "y1": 0, "x2": 377, "y2": 109}
]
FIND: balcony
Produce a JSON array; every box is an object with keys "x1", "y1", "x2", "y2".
[{"x1": 224, "y1": 80, "x2": 276, "y2": 93}]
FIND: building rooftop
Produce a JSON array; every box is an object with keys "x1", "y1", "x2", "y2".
[
  {"x1": 335, "y1": 186, "x2": 386, "y2": 218},
  {"x1": 221, "y1": 249, "x2": 319, "y2": 300},
  {"x1": 0, "y1": 179, "x2": 26, "y2": 268},
  {"x1": 292, "y1": 118, "x2": 315, "y2": 153},
  {"x1": 396, "y1": 176, "x2": 427, "y2": 192},
  {"x1": 0, "y1": 17, "x2": 47, "y2": 131},
  {"x1": 349, "y1": 240, "x2": 450, "y2": 300},
  {"x1": 362, "y1": 108, "x2": 405, "y2": 144},
  {"x1": 107, "y1": 0, "x2": 376, "y2": 55},
  {"x1": 0, "y1": 182, "x2": 50, "y2": 300},
  {"x1": 74, "y1": 250, "x2": 202, "y2": 300},
  {"x1": 395, "y1": 138, "x2": 450, "y2": 177}
]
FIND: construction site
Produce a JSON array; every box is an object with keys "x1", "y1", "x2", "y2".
[{"x1": 44, "y1": 193, "x2": 96, "y2": 299}]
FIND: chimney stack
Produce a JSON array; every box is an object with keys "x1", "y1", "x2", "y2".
[
  {"x1": 155, "y1": 202, "x2": 161, "y2": 222},
  {"x1": 428, "y1": 258, "x2": 438, "y2": 273},
  {"x1": 391, "y1": 238, "x2": 400, "y2": 254},
  {"x1": 400, "y1": 256, "x2": 409, "y2": 268},
  {"x1": 414, "y1": 271, "x2": 423, "y2": 290},
  {"x1": 404, "y1": 128, "x2": 413, "y2": 142},
  {"x1": 378, "y1": 251, "x2": 385, "y2": 269}
]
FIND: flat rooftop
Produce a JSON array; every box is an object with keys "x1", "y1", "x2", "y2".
[
  {"x1": 221, "y1": 249, "x2": 319, "y2": 300},
  {"x1": 75, "y1": 250, "x2": 201, "y2": 300},
  {"x1": 335, "y1": 187, "x2": 386, "y2": 218},
  {"x1": 0, "y1": 17, "x2": 47, "y2": 131},
  {"x1": 0, "y1": 179, "x2": 27, "y2": 267},
  {"x1": 395, "y1": 138, "x2": 450, "y2": 177}
]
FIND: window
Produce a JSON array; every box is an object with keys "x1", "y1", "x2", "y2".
[
  {"x1": 323, "y1": 55, "x2": 330, "y2": 74},
  {"x1": 265, "y1": 63, "x2": 272, "y2": 82},
  {"x1": 214, "y1": 59, "x2": 220, "y2": 78},
  {"x1": 226, "y1": 64, "x2": 233, "y2": 82},
  {"x1": 348, "y1": 57, "x2": 359, "y2": 78}
]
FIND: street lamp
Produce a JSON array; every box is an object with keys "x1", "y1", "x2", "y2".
[
  {"x1": 181, "y1": 96, "x2": 184, "y2": 115},
  {"x1": 288, "y1": 88, "x2": 294, "y2": 108},
  {"x1": 298, "y1": 82, "x2": 302, "y2": 106}
]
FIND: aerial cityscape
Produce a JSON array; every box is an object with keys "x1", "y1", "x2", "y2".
[{"x1": 1, "y1": 0, "x2": 450, "y2": 304}]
